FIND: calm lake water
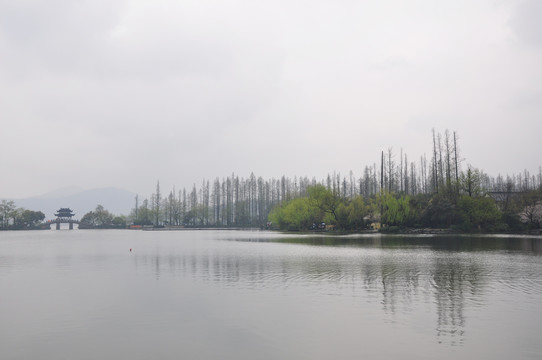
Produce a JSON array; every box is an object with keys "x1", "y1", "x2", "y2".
[{"x1": 1, "y1": 229, "x2": 542, "y2": 360}]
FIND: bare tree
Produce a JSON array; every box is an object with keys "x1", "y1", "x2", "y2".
[{"x1": 432, "y1": 128, "x2": 439, "y2": 194}]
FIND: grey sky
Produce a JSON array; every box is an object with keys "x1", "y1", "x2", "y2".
[{"x1": 1, "y1": 0, "x2": 541, "y2": 199}]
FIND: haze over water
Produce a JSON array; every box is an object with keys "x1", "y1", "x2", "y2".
[{"x1": 1, "y1": 230, "x2": 541, "y2": 359}]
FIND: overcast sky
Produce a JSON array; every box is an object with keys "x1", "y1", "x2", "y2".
[{"x1": 1, "y1": 0, "x2": 541, "y2": 199}]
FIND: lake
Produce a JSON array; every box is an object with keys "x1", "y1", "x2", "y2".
[{"x1": 1, "y1": 229, "x2": 541, "y2": 359}]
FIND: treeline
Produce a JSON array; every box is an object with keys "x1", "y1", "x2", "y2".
[
  {"x1": 79, "y1": 205, "x2": 126, "y2": 229},
  {"x1": 0, "y1": 200, "x2": 45, "y2": 230},
  {"x1": 270, "y1": 183, "x2": 542, "y2": 232},
  {"x1": 129, "y1": 129, "x2": 542, "y2": 232},
  {"x1": 131, "y1": 176, "x2": 303, "y2": 227},
  {"x1": 0, "y1": 201, "x2": 128, "y2": 230}
]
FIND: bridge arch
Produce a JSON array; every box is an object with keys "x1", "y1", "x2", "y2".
[{"x1": 46, "y1": 219, "x2": 81, "y2": 230}]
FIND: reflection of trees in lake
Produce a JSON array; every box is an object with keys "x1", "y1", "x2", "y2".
[
  {"x1": 133, "y1": 247, "x2": 488, "y2": 346},
  {"x1": 378, "y1": 261, "x2": 425, "y2": 315},
  {"x1": 430, "y1": 257, "x2": 484, "y2": 346},
  {"x1": 362, "y1": 254, "x2": 486, "y2": 346},
  {"x1": 519, "y1": 238, "x2": 542, "y2": 252}
]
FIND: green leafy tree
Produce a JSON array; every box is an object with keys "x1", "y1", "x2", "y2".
[
  {"x1": 1, "y1": 200, "x2": 16, "y2": 229},
  {"x1": 81, "y1": 205, "x2": 114, "y2": 227},
  {"x1": 133, "y1": 199, "x2": 153, "y2": 225},
  {"x1": 364, "y1": 197, "x2": 380, "y2": 225},
  {"x1": 379, "y1": 192, "x2": 413, "y2": 227},
  {"x1": 20, "y1": 210, "x2": 45, "y2": 227},
  {"x1": 337, "y1": 196, "x2": 368, "y2": 230},
  {"x1": 95, "y1": 205, "x2": 113, "y2": 226},
  {"x1": 519, "y1": 190, "x2": 542, "y2": 228},
  {"x1": 421, "y1": 195, "x2": 457, "y2": 228},
  {"x1": 307, "y1": 185, "x2": 343, "y2": 228},
  {"x1": 1, "y1": 202, "x2": 46, "y2": 229},
  {"x1": 457, "y1": 196, "x2": 501, "y2": 231},
  {"x1": 183, "y1": 209, "x2": 195, "y2": 226},
  {"x1": 268, "y1": 197, "x2": 319, "y2": 230},
  {"x1": 112, "y1": 216, "x2": 127, "y2": 227},
  {"x1": 409, "y1": 194, "x2": 432, "y2": 226},
  {"x1": 80, "y1": 211, "x2": 96, "y2": 226}
]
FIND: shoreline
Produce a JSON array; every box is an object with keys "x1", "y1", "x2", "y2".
[{"x1": 1, "y1": 226, "x2": 541, "y2": 237}]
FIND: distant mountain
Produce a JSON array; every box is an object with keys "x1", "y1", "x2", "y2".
[
  {"x1": 34, "y1": 186, "x2": 86, "y2": 199},
  {"x1": 16, "y1": 187, "x2": 136, "y2": 220}
]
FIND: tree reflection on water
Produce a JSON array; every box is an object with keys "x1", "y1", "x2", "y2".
[{"x1": 132, "y1": 234, "x2": 542, "y2": 347}]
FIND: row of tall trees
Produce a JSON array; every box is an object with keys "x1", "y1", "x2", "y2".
[
  {"x1": 129, "y1": 129, "x2": 542, "y2": 231},
  {"x1": 131, "y1": 176, "x2": 309, "y2": 227}
]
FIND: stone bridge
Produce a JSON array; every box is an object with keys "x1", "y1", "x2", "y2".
[{"x1": 46, "y1": 219, "x2": 80, "y2": 230}]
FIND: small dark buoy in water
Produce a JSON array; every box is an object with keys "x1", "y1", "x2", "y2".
[{"x1": 130, "y1": 248, "x2": 132, "y2": 252}]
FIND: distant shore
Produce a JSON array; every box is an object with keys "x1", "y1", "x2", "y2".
[{"x1": 2, "y1": 225, "x2": 542, "y2": 237}]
